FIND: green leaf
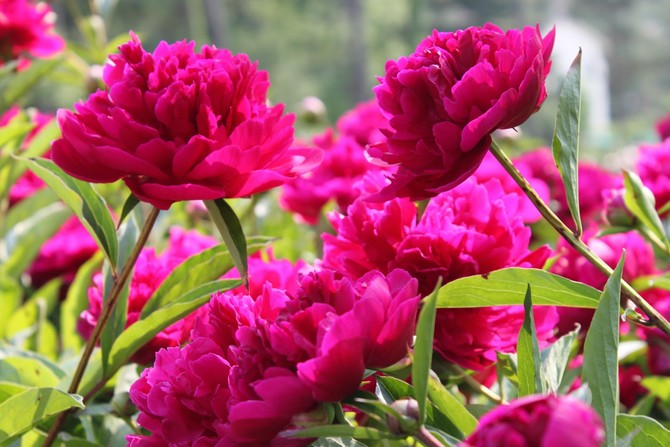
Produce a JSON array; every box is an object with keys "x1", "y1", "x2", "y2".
[
  {"x1": 582, "y1": 253, "x2": 624, "y2": 447},
  {"x1": 617, "y1": 414, "x2": 670, "y2": 447},
  {"x1": 20, "y1": 157, "x2": 119, "y2": 268},
  {"x1": 309, "y1": 437, "x2": 368, "y2": 447},
  {"x1": 427, "y1": 373, "x2": 478, "y2": 437},
  {"x1": 61, "y1": 253, "x2": 103, "y2": 355},
  {"x1": 552, "y1": 49, "x2": 583, "y2": 236},
  {"x1": 0, "y1": 357, "x2": 60, "y2": 387},
  {"x1": 0, "y1": 276, "x2": 21, "y2": 338},
  {"x1": 205, "y1": 199, "x2": 248, "y2": 284},
  {"x1": 640, "y1": 376, "x2": 670, "y2": 403},
  {"x1": 141, "y1": 236, "x2": 271, "y2": 317},
  {"x1": 80, "y1": 279, "x2": 241, "y2": 397},
  {"x1": 0, "y1": 387, "x2": 84, "y2": 444},
  {"x1": 0, "y1": 202, "x2": 71, "y2": 278},
  {"x1": 0, "y1": 57, "x2": 63, "y2": 109},
  {"x1": 0, "y1": 381, "x2": 28, "y2": 404},
  {"x1": 0, "y1": 188, "x2": 58, "y2": 239},
  {"x1": 623, "y1": 170, "x2": 669, "y2": 252},
  {"x1": 413, "y1": 279, "x2": 441, "y2": 425},
  {"x1": 117, "y1": 193, "x2": 140, "y2": 229},
  {"x1": 517, "y1": 285, "x2": 543, "y2": 396},
  {"x1": 437, "y1": 268, "x2": 601, "y2": 309},
  {"x1": 284, "y1": 425, "x2": 393, "y2": 440},
  {"x1": 539, "y1": 327, "x2": 580, "y2": 394}
]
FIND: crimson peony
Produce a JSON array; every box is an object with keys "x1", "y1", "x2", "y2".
[
  {"x1": 461, "y1": 394, "x2": 604, "y2": 447},
  {"x1": 52, "y1": 33, "x2": 320, "y2": 209},
  {"x1": 0, "y1": 0, "x2": 65, "y2": 67},
  {"x1": 370, "y1": 23, "x2": 554, "y2": 201}
]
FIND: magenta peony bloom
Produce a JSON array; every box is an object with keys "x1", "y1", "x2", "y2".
[
  {"x1": 336, "y1": 99, "x2": 389, "y2": 147},
  {"x1": 323, "y1": 174, "x2": 556, "y2": 369},
  {"x1": 28, "y1": 216, "x2": 98, "y2": 290},
  {"x1": 462, "y1": 394, "x2": 605, "y2": 447},
  {"x1": 78, "y1": 227, "x2": 218, "y2": 364},
  {"x1": 280, "y1": 129, "x2": 382, "y2": 224},
  {"x1": 550, "y1": 227, "x2": 656, "y2": 336},
  {"x1": 370, "y1": 23, "x2": 554, "y2": 201},
  {"x1": 656, "y1": 113, "x2": 670, "y2": 140},
  {"x1": 129, "y1": 267, "x2": 419, "y2": 445},
  {"x1": 52, "y1": 33, "x2": 321, "y2": 210},
  {"x1": 637, "y1": 138, "x2": 670, "y2": 213},
  {"x1": 0, "y1": 0, "x2": 65, "y2": 67}
]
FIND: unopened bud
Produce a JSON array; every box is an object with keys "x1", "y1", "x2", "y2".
[{"x1": 386, "y1": 398, "x2": 421, "y2": 435}]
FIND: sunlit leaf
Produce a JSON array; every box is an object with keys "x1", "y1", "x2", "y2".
[
  {"x1": 413, "y1": 279, "x2": 441, "y2": 425},
  {"x1": 617, "y1": 414, "x2": 670, "y2": 447},
  {"x1": 623, "y1": 170, "x2": 669, "y2": 252},
  {"x1": 517, "y1": 285, "x2": 542, "y2": 396},
  {"x1": 205, "y1": 199, "x2": 248, "y2": 284}
]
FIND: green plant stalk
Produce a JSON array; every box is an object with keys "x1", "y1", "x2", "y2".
[
  {"x1": 489, "y1": 140, "x2": 670, "y2": 337},
  {"x1": 416, "y1": 426, "x2": 447, "y2": 447},
  {"x1": 41, "y1": 206, "x2": 160, "y2": 447}
]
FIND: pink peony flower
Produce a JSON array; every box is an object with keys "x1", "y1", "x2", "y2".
[
  {"x1": 129, "y1": 267, "x2": 419, "y2": 446},
  {"x1": 0, "y1": 0, "x2": 65, "y2": 67},
  {"x1": 515, "y1": 147, "x2": 621, "y2": 228},
  {"x1": 280, "y1": 129, "x2": 381, "y2": 224},
  {"x1": 461, "y1": 394, "x2": 605, "y2": 447},
  {"x1": 28, "y1": 215, "x2": 98, "y2": 290},
  {"x1": 550, "y1": 227, "x2": 656, "y2": 336},
  {"x1": 637, "y1": 138, "x2": 670, "y2": 213},
  {"x1": 323, "y1": 174, "x2": 556, "y2": 369},
  {"x1": 336, "y1": 99, "x2": 388, "y2": 147},
  {"x1": 369, "y1": 23, "x2": 554, "y2": 201},
  {"x1": 52, "y1": 33, "x2": 321, "y2": 210},
  {"x1": 78, "y1": 227, "x2": 218, "y2": 364},
  {"x1": 656, "y1": 113, "x2": 670, "y2": 140}
]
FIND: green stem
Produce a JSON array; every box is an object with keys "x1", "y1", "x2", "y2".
[
  {"x1": 41, "y1": 206, "x2": 160, "y2": 447},
  {"x1": 416, "y1": 426, "x2": 447, "y2": 447},
  {"x1": 489, "y1": 140, "x2": 670, "y2": 338}
]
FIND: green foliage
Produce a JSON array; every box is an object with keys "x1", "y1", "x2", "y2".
[
  {"x1": 617, "y1": 415, "x2": 670, "y2": 447},
  {"x1": 413, "y1": 280, "x2": 441, "y2": 425},
  {"x1": 552, "y1": 50, "x2": 583, "y2": 236},
  {"x1": 437, "y1": 268, "x2": 601, "y2": 309},
  {"x1": 582, "y1": 253, "x2": 625, "y2": 447},
  {"x1": 205, "y1": 199, "x2": 249, "y2": 284},
  {"x1": 517, "y1": 285, "x2": 543, "y2": 396},
  {"x1": 623, "y1": 170, "x2": 670, "y2": 252}
]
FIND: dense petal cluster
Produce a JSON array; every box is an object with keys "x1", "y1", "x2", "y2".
[
  {"x1": 462, "y1": 394, "x2": 605, "y2": 447},
  {"x1": 78, "y1": 227, "x2": 218, "y2": 363},
  {"x1": 52, "y1": 33, "x2": 321, "y2": 209},
  {"x1": 0, "y1": 0, "x2": 65, "y2": 66},
  {"x1": 323, "y1": 174, "x2": 556, "y2": 369},
  {"x1": 370, "y1": 24, "x2": 554, "y2": 200},
  {"x1": 656, "y1": 113, "x2": 670, "y2": 140},
  {"x1": 128, "y1": 268, "x2": 420, "y2": 446}
]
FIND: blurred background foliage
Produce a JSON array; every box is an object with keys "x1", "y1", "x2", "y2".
[{"x1": 27, "y1": 0, "x2": 670, "y2": 152}]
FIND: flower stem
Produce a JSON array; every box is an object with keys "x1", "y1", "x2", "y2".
[
  {"x1": 489, "y1": 140, "x2": 670, "y2": 337},
  {"x1": 416, "y1": 426, "x2": 447, "y2": 447},
  {"x1": 41, "y1": 206, "x2": 160, "y2": 447}
]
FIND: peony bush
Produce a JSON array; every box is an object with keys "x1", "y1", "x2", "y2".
[{"x1": 4, "y1": 2, "x2": 670, "y2": 447}]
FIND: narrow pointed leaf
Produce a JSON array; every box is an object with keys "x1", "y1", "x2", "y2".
[
  {"x1": 141, "y1": 236, "x2": 271, "y2": 317},
  {"x1": 20, "y1": 157, "x2": 118, "y2": 267},
  {"x1": 617, "y1": 414, "x2": 670, "y2": 447},
  {"x1": 582, "y1": 253, "x2": 624, "y2": 447},
  {"x1": 0, "y1": 387, "x2": 84, "y2": 444},
  {"x1": 310, "y1": 438, "x2": 368, "y2": 447},
  {"x1": 427, "y1": 373, "x2": 478, "y2": 437},
  {"x1": 413, "y1": 279, "x2": 441, "y2": 425},
  {"x1": 517, "y1": 285, "x2": 543, "y2": 396},
  {"x1": 623, "y1": 170, "x2": 669, "y2": 251},
  {"x1": 552, "y1": 50, "x2": 583, "y2": 235},
  {"x1": 205, "y1": 199, "x2": 248, "y2": 284},
  {"x1": 437, "y1": 268, "x2": 600, "y2": 309},
  {"x1": 540, "y1": 327, "x2": 580, "y2": 394},
  {"x1": 285, "y1": 425, "x2": 392, "y2": 440},
  {"x1": 1, "y1": 188, "x2": 58, "y2": 239},
  {"x1": 0, "y1": 57, "x2": 62, "y2": 108},
  {"x1": 117, "y1": 193, "x2": 140, "y2": 229}
]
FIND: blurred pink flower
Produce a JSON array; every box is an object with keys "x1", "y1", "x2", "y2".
[
  {"x1": 52, "y1": 33, "x2": 320, "y2": 210},
  {"x1": 78, "y1": 227, "x2": 218, "y2": 364},
  {"x1": 461, "y1": 394, "x2": 604, "y2": 447},
  {"x1": 280, "y1": 130, "x2": 380, "y2": 224},
  {"x1": 656, "y1": 113, "x2": 670, "y2": 140},
  {"x1": 336, "y1": 98, "x2": 388, "y2": 147},
  {"x1": 0, "y1": 0, "x2": 65, "y2": 67},
  {"x1": 637, "y1": 138, "x2": 670, "y2": 213},
  {"x1": 370, "y1": 24, "x2": 554, "y2": 201},
  {"x1": 28, "y1": 216, "x2": 98, "y2": 290},
  {"x1": 323, "y1": 174, "x2": 556, "y2": 369},
  {"x1": 550, "y1": 227, "x2": 656, "y2": 336}
]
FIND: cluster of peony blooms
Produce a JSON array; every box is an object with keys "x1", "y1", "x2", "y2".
[{"x1": 40, "y1": 18, "x2": 669, "y2": 446}]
